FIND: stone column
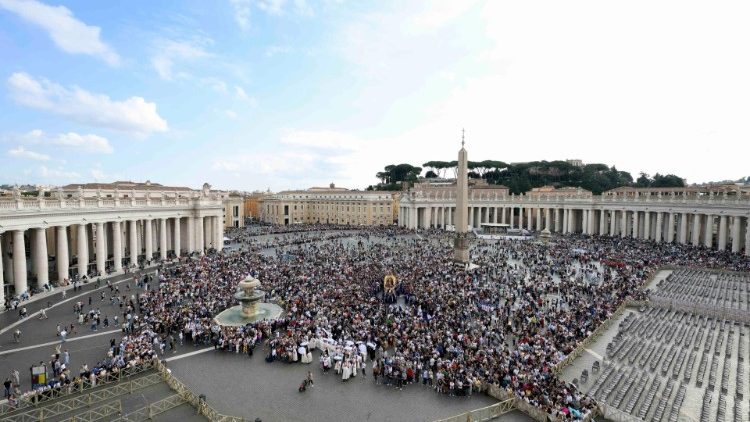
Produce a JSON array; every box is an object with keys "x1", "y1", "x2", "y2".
[
  {"x1": 679, "y1": 213, "x2": 688, "y2": 244},
  {"x1": 667, "y1": 213, "x2": 675, "y2": 243},
  {"x1": 704, "y1": 215, "x2": 714, "y2": 248},
  {"x1": 186, "y1": 216, "x2": 195, "y2": 253},
  {"x1": 1, "y1": 233, "x2": 13, "y2": 286},
  {"x1": 196, "y1": 216, "x2": 205, "y2": 254},
  {"x1": 609, "y1": 210, "x2": 617, "y2": 236},
  {"x1": 691, "y1": 213, "x2": 701, "y2": 246},
  {"x1": 654, "y1": 212, "x2": 663, "y2": 243},
  {"x1": 12, "y1": 230, "x2": 28, "y2": 294},
  {"x1": 128, "y1": 220, "x2": 138, "y2": 266},
  {"x1": 569, "y1": 209, "x2": 576, "y2": 233},
  {"x1": 501, "y1": 207, "x2": 506, "y2": 224},
  {"x1": 745, "y1": 217, "x2": 750, "y2": 257},
  {"x1": 0, "y1": 237, "x2": 4, "y2": 304},
  {"x1": 174, "y1": 217, "x2": 181, "y2": 257},
  {"x1": 112, "y1": 222, "x2": 123, "y2": 272},
  {"x1": 544, "y1": 208, "x2": 551, "y2": 231},
  {"x1": 215, "y1": 216, "x2": 223, "y2": 251},
  {"x1": 718, "y1": 215, "x2": 727, "y2": 251},
  {"x1": 535, "y1": 208, "x2": 542, "y2": 231},
  {"x1": 509, "y1": 208, "x2": 515, "y2": 229},
  {"x1": 77, "y1": 224, "x2": 89, "y2": 276},
  {"x1": 731, "y1": 216, "x2": 741, "y2": 253},
  {"x1": 562, "y1": 209, "x2": 568, "y2": 233},
  {"x1": 620, "y1": 210, "x2": 627, "y2": 238},
  {"x1": 160, "y1": 218, "x2": 168, "y2": 260},
  {"x1": 55, "y1": 226, "x2": 69, "y2": 284},
  {"x1": 632, "y1": 211, "x2": 639, "y2": 238},
  {"x1": 32, "y1": 228, "x2": 48, "y2": 288},
  {"x1": 424, "y1": 207, "x2": 432, "y2": 229},
  {"x1": 144, "y1": 219, "x2": 153, "y2": 261},
  {"x1": 599, "y1": 210, "x2": 606, "y2": 235},
  {"x1": 527, "y1": 208, "x2": 533, "y2": 231},
  {"x1": 96, "y1": 222, "x2": 106, "y2": 275},
  {"x1": 643, "y1": 211, "x2": 651, "y2": 240},
  {"x1": 519, "y1": 207, "x2": 524, "y2": 230}
]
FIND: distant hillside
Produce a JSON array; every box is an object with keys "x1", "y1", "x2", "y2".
[{"x1": 367, "y1": 160, "x2": 685, "y2": 195}]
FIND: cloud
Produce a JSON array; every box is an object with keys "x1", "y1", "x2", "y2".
[
  {"x1": 151, "y1": 39, "x2": 210, "y2": 80},
  {"x1": 56, "y1": 132, "x2": 113, "y2": 153},
  {"x1": 225, "y1": 110, "x2": 238, "y2": 119},
  {"x1": 229, "y1": 0, "x2": 251, "y2": 30},
  {"x1": 8, "y1": 146, "x2": 50, "y2": 161},
  {"x1": 257, "y1": 0, "x2": 286, "y2": 16},
  {"x1": 235, "y1": 85, "x2": 249, "y2": 99},
  {"x1": 21, "y1": 129, "x2": 113, "y2": 153},
  {"x1": 7, "y1": 72, "x2": 168, "y2": 135},
  {"x1": 0, "y1": 0, "x2": 119, "y2": 66},
  {"x1": 38, "y1": 165, "x2": 80, "y2": 179}
]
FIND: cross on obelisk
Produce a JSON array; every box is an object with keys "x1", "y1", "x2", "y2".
[{"x1": 454, "y1": 129, "x2": 470, "y2": 264}]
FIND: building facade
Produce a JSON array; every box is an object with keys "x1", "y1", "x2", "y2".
[
  {"x1": 223, "y1": 194, "x2": 245, "y2": 229},
  {"x1": 399, "y1": 183, "x2": 750, "y2": 256},
  {"x1": 0, "y1": 183, "x2": 225, "y2": 304},
  {"x1": 261, "y1": 184, "x2": 394, "y2": 226}
]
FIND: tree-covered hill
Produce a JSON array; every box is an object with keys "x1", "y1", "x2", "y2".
[{"x1": 367, "y1": 160, "x2": 685, "y2": 195}]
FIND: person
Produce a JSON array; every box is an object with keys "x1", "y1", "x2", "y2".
[
  {"x1": 3, "y1": 378, "x2": 11, "y2": 398},
  {"x1": 13, "y1": 329, "x2": 21, "y2": 343},
  {"x1": 11, "y1": 370, "x2": 19, "y2": 388},
  {"x1": 39, "y1": 308, "x2": 48, "y2": 319},
  {"x1": 306, "y1": 370, "x2": 314, "y2": 387}
]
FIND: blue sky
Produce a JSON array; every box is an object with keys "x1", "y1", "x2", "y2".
[{"x1": 1, "y1": 0, "x2": 749, "y2": 191}]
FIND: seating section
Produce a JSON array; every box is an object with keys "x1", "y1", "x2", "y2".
[{"x1": 581, "y1": 269, "x2": 750, "y2": 422}]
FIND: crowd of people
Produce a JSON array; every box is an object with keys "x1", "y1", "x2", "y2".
[{"x1": 5, "y1": 223, "x2": 750, "y2": 420}]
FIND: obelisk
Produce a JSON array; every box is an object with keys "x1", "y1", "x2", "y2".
[{"x1": 453, "y1": 130, "x2": 470, "y2": 264}]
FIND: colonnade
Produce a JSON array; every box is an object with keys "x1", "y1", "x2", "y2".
[
  {"x1": 0, "y1": 215, "x2": 223, "y2": 304},
  {"x1": 398, "y1": 204, "x2": 750, "y2": 257}
]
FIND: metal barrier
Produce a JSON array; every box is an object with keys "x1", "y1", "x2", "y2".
[
  {"x1": 0, "y1": 369, "x2": 160, "y2": 421},
  {"x1": 58, "y1": 400, "x2": 123, "y2": 422},
  {"x1": 433, "y1": 399, "x2": 515, "y2": 422},
  {"x1": 116, "y1": 394, "x2": 186, "y2": 421},
  {"x1": 153, "y1": 359, "x2": 246, "y2": 422}
]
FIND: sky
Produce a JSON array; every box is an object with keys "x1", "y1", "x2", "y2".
[{"x1": 1, "y1": 0, "x2": 749, "y2": 191}]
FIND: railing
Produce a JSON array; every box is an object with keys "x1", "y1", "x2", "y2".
[
  {"x1": 433, "y1": 399, "x2": 515, "y2": 422},
  {"x1": 0, "y1": 197, "x2": 222, "y2": 212},
  {"x1": 115, "y1": 394, "x2": 185, "y2": 421},
  {"x1": 153, "y1": 360, "x2": 245, "y2": 422},
  {"x1": 57, "y1": 400, "x2": 123, "y2": 422},
  {"x1": 0, "y1": 363, "x2": 154, "y2": 416}
]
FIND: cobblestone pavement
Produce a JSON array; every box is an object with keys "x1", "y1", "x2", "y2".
[{"x1": 168, "y1": 349, "x2": 533, "y2": 422}]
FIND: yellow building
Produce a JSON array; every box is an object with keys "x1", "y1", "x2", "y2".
[
  {"x1": 223, "y1": 193, "x2": 245, "y2": 228},
  {"x1": 261, "y1": 184, "x2": 395, "y2": 226}
]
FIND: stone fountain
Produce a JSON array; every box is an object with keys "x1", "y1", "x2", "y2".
[{"x1": 214, "y1": 275, "x2": 283, "y2": 327}]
